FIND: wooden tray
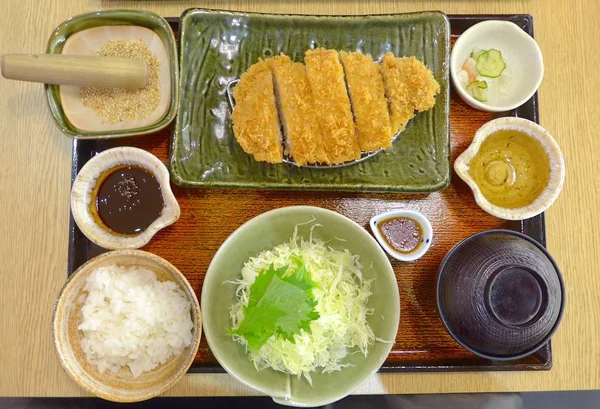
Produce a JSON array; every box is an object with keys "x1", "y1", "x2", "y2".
[{"x1": 67, "y1": 14, "x2": 551, "y2": 373}]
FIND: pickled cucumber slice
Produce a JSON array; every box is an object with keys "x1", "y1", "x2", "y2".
[
  {"x1": 476, "y1": 49, "x2": 506, "y2": 78},
  {"x1": 470, "y1": 48, "x2": 486, "y2": 60},
  {"x1": 467, "y1": 80, "x2": 488, "y2": 102}
]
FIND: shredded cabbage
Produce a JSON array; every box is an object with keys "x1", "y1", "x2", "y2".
[{"x1": 229, "y1": 224, "x2": 375, "y2": 383}]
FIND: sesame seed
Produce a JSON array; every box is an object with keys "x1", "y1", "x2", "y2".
[{"x1": 79, "y1": 40, "x2": 161, "y2": 125}]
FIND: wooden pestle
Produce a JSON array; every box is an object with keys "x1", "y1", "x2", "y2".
[{"x1": 0, "y1": 54, "x2": 147, "y2": 89}]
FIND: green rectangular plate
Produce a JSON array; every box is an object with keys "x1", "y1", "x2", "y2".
[{"x1": 170, "y1": 9, "x2": 450, "y2": 192}]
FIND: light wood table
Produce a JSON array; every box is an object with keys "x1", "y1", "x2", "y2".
[{"x1": 1, "y1": 0, "x2": 599, "y2": 398}]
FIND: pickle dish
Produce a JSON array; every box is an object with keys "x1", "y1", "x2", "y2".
[{"x1": 450, "y1": 20, "x2": 543, "y2": 112}]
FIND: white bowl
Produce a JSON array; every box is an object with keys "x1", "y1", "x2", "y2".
[
  {"x1": 450, "y1": 20, "x2": 544, "y2": 112},
  {"x1": 71, "y1": 147, "x2": 180, "y2": 249},
  {"x1": 454, "y1": 117, "x2": 565, "y2": 220},
  {"x1": 370, "y1": 210, "x2": 433, "y2": 262}
]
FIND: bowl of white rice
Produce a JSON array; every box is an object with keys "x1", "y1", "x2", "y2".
[{"x1": 53, "y1": 250, "x2": 201, "y2": 402}]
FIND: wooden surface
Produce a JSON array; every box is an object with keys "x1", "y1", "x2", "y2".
[{"x1": 0, "y1": 0, "x2": 599, "y2": 398}]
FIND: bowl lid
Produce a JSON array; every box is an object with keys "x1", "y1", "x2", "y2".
[{"x1": 437, "y1": 229, "x2": 565, "y2": 360}]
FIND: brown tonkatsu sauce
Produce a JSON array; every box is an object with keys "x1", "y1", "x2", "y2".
[
  {"x1": 95, "y1": 166, "x2": 164, "y2": 235},
  {"x1": 378, "y1": 216, "x2": 422, "y2": 254}
]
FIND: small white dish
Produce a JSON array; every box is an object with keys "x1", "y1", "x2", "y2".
[
  {"x1": 370, "y1": 210, "x2": 433, "y2": 262},
  {"x1": 454, "y1": 117, "x2": 565, "y2": 220},
  {"x1": 450, "y1": 20, "x2": 543, "y2": 112},
  {"x1": 71, "y1": 147, "x2": 180, "y2": 249}
]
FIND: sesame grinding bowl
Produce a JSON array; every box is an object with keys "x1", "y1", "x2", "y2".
[{"x1": 45, "y1": 10, "x2": 178, "y2": 139}]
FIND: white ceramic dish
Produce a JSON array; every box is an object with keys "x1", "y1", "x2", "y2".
[
  {"x1": 71, "y1": 147, "x2": 180, "y2": 249},
  {"x1": 370, "y1": 210, "x2": 433, "y2": 262},
  {"x1": 450, "y1": 20, "x2": 543, "y2": 112},
  {"x1": 454, "y1": 117, "x2": 565, "y2": 220}
]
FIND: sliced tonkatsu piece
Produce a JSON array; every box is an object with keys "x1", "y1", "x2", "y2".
[
  {"x1": 394, "y1": 55, "x2": 440, "y2": 112},
  {"x1": 231, "y1": 59, "x2": 283, "y2": 164},
  {"x1": 339, "y1": 51, "x2": 393, "y2": 152},
  {"x1": 380, "y1": 53, "x2": 416, "y2": 135},
  {"x1": 380, "y1": 53, "x2": 441, "y2": 134},
  {"x1": 304, "y1": 48, "x2": 361, "y2": 164},
  {"x1": 266, "y1": 54, "x2": 328, "y2": 165}
]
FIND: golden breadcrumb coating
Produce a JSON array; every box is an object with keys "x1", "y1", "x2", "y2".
[
  {"x1": 304, "y1": 48, "x2": 361, "y2": 164},
  {"x1": 339, "y1": 51, "x2": 393, "y2": 152},
  {"x1": 395, "y1": 55, "x2": 440, "y2": 112},
  {"x1": 231, "y1": 59, "x2": 283, "y2": 164},
  {"x1": 381, "y1": 53, "x2": 440, "y2": 134},
  {"x1": 231, "y1": 50, "x2": 440, "y2": 166},
  {"x1": 380, "y1": 53, "x2": 416, "y2": 134},
  {"x1": 267, "y1": 55, "x2": 328, "y2": 165}
]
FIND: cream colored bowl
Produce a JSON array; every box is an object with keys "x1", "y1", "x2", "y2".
[
  {"x1": 53, "y1": 250, "x2": 201, "y2": 402},
  {"x1": 71, "y1": 147, "x2": 180, "y2": 249},
  {"x1": 454, "y1": 117, "x2": 565, "y2": 220}
]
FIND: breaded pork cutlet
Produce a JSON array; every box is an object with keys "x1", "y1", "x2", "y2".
[
  {"x1": 380, "y1": 54, "x2": 416, "y2": 134},
  {"x1": 339, "y1": 51, "x2": 393, "y2": 152},
  {"x1": 304, "y1": 48, "x2": 361, "y2": 164},
  {"x1": 231, "y1": 60, "x2": 283, "y2": 164},
  {"x1": 267, "y1": 55, "x2": 328, "y2": 165},
  {"x1": 394, "y1": 55, "x2": 440, "y2": 112},
  {"x1": 380, "y1": 53, "x2": 440, "y2": 134}
]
